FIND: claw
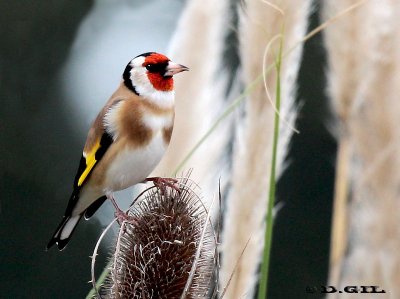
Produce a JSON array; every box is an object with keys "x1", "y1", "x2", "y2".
[
  {"x1": 146, "y1": 177, "x2": 180, "y2": 194},
  {"x1": 114, "y1": 209, "x2": 137, "y2": 226},
  {"x1": 107, "y1": 193, "x2": 137, "y2": 226}
]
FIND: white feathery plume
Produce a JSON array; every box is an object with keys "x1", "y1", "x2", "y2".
[
  {"x1": 153, "y1": 0, "x2": 231, "y2": 205},
  {"x1": 324, "y1": 0, "x2": 400, "y2": 297},
  {"x1": 220, "y1": 0, "x2": 311, "y2": 297}
]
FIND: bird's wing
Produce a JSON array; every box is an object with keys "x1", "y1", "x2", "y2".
[
  {"x1": 73, "y1": 97, "x2": 123, "y2": 190},
  {"x1": 63, "y1": 83, "x2": 138, "y2": 218},
  {"x1": 73, "y1": 132, "x2": 113, "y2": 189}
]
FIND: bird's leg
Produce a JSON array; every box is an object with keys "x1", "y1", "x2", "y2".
[
  {"x1": 145, "y1": 177, "x2": 180, "y2": 193},
  {"x1": 106, "y1": 193, "x2": 137, "y2": 226}
]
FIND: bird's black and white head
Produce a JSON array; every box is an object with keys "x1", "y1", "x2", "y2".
[{"x1": 123, "y1": 52, "x2": 188, "y2": 106}]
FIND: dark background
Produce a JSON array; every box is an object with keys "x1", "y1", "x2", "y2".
[
  {"x1": 0, "y1": 1, "x2": 335, "y2": 298},
  {"x1": 0, "y1": 2, "x2": 104, "y2": 298}
]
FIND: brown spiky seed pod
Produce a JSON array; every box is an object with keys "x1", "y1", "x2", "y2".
[{"x1": 101, "y1": 178, "x2": 216, "y2": 298}]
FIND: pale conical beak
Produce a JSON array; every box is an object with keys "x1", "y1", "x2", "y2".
[{"x1": 164, "y1": 61, "x2": 189, "y2": 77}]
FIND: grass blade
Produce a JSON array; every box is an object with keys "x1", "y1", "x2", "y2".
[{"x1": 257, "y1": 33, "x2": 283, "y2": 299}]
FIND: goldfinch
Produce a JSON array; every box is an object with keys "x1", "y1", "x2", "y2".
[{"x1": 47, "y1": 52, "x2": 188, "y2": 250}]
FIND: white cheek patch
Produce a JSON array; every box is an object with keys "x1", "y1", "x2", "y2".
[{"x1": 131, "y1": 68, "x2": 153, "y2": 94}]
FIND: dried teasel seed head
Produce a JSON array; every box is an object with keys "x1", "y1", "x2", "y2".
[{"x1": 100, "y1": 177, "x2": 216, "y2": 299}]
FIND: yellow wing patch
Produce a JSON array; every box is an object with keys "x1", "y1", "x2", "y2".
[{"x1": 77, "y1": 139, "x2": 101, "y2": 187}]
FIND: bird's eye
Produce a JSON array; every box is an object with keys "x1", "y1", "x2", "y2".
[
  {"x1": 145, "y1": 64, "x2": 156, "y2": 72},
  {"x1": 145, "y1": 63, "x2": 166, "y2": 73}
]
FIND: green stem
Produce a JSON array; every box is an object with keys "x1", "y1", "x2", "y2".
[
  {"x1": 86, "y1": 262, "x2": 110, "y2": 299},
  {"x1": 257, "y1": 35, "x2": 283, "y2": 299}
]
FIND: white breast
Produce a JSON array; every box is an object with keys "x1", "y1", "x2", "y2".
[
  {"x1": 142, "y1": 112, "x2": 173, "y2": 130},
  {"x1": 104, "y1": 131, "x2": 167, "y2": 192}
]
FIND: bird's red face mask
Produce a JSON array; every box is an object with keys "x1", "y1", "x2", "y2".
[{"x1": 143, "y1": 53, "x2": 188, "y2": 92}]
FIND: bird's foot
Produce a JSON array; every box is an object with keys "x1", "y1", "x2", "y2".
[
  {"x1": 108, "y1": 194, "x2": 137, "y2": 226},
  {"x1": 146, "y1": 177, "x2": 180, "y2": 194},
  {"x1": 114, "y1": 209, "x2": 137, "y2": 226}
]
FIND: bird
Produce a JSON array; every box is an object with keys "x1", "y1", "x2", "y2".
[{"x1": 47, "y1": 52, "x2": 188, "y2": 250}]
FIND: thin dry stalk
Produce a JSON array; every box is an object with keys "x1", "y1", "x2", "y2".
[
  {"x1": 180, "y1": 194, "x2": 216, "y2": 299},
  {"x1": 90, "y1": 218, "x2": 118, "y2": 298},
  {"x1": 329, "y1": 138, "x2": 350, "y2": 285},
  {"x1": 219, "y1": 237, "x2": 251, "y2": 299}
]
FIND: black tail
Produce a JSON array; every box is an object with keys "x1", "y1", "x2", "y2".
[
  {"x1": 46, "y1": 214, "x2": 83, "y2": 250},
  {"x1": 47, "y1": 188, "x2": 107, "y2": 250},
  {"x1": 84, "y1": 196, "x2": 107, "y2": 219}
]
